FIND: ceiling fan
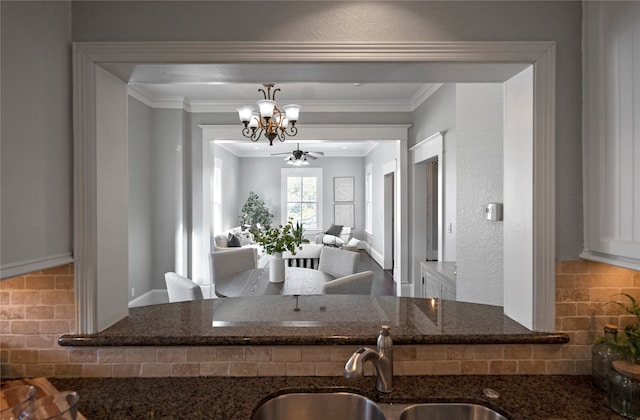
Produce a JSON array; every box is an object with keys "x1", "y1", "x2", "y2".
[{"x1": 271, "y1": 143, "x2": 324, "y2": 165}]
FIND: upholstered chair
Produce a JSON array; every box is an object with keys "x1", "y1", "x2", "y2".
[
  {"x1": 322, "y1": 270, "x2": 374, "y2": 295},
  {"x1": 210, "y1": 247, "x2": 258, "y2": 288},
  {"x1": 317, "y1": 246, "x2": 360, "y2": 278},
  {"x1": 164, "y1": 272, "x2": 204, "y2": 303}
]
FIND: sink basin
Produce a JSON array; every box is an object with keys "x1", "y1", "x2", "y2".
[
  {"x1": 251, "y1": 392, "x2": 385, "y2": 420},
  {"x1": 397, "y1": 403, "x2": 509, "y2": 420}
]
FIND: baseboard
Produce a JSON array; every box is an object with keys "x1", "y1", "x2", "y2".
[
  {"x1": 368, "y1": 246, "x2": 385, "y2": 268},
  {"x1": 128, "y1": 289, "x2": 169, "y2": 308}
]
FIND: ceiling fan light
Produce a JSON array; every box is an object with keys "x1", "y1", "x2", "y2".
[
  {"x1": 283, "y1": 104, "x2": 301, "y2": 122},
  {"x1": 257, "y1": 100, "x2": 276, "y2": 119}
]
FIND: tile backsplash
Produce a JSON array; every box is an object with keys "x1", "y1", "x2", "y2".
[{"x1": 1, "y1": 260, "x2": 638, "y2": 378}]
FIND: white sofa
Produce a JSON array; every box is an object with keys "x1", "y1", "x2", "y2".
[
  {"x1": 315, "y1": 226, "x2": 353, "y2": 247},
  {"x1": 213, "y1": 227, "x2": 269, "y2": 267}
]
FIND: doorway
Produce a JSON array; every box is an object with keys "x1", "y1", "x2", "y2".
[
  {"x1": 426, "y1": 158, "x2": 439, "y2": 261},
  {"x1": 383, "y1": 171, "x2": 395, "y2": 271}
]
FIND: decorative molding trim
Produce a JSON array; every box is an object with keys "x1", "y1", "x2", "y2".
[
  {"x1": 74, "y1": 40, "x2": 556, "y2": 334},
  {"x1": 580, "y1": 250, "x2": 640, "y2": 272},
  {"x1": 410, "y1": 83, "x2": 443, "y2": 111},
  {"x1": 0, "y1": 253, "x2": 74, "y2": 280},
  {"x1": 191, "y1": 99, "x2": 413, "y2": 114}
]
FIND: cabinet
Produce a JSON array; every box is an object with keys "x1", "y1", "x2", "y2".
[{"x1": 420, "y1": 261, "x2": 456, "y2": 300}]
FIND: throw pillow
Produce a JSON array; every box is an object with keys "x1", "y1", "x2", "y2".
[
  {"x1": 227, "y1": 232, "x2": 242, "y2": 247},
  {"x1": 325, "y1": 224, "x2": 343, "y2": 237}
]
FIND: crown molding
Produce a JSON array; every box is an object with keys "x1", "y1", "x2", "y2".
[
  {"x1": 127, "y1": 85, "x2": 191, "y2": 111},
  {"x1": 410, "y1": 83, "x2": 443, "y2": 110}
]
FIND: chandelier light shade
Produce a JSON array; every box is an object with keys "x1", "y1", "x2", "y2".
[{"x1": 237, "y1": 84, "x2": 301, "y2": 146}]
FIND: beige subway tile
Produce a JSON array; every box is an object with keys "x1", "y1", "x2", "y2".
[
  {"x1": 246, "y1": 347, "x2": 272, "y2": 362},
  {"x1": 55, "y1": 275, "x2": 74, "y2": 290},
  {"x1": 171, "y1": 363, "x2": 200, "y2": 377},
  {"x1": 215, "y1": 347, "x2": 245, "y2": 362},
  {"x1": 0, "y1": 291, "x2": 10, "y2": 305},
  {"x1": 1, "y1": 334, "x2": 26, "y2": 349},
  {"x1": 503, "y1": 345, "x2": 532, "y2": 360},
  {"x1": 11, "y1": 320, "x2": 39, "y2": 335},
  {"x1": 545, "y1": 360, "x2": 575, "y2": 374},
  {"x1": 2, "y1": 364, "x2": 25, "y2": 379},
  {"x1": 43, "y1": 265, "x2": 72, "y2": 275},
  {"x1": 127, "y1": 348, "x2": 157, "y2": 363},
  {"x1": 394, "y1": 345, "x2": 417, "y2": 361},
  {"x1": 575, "y1": 360, "x2": 592, "y2": 375},
  {"x1": 314, "y1": 362, "x2": 344, "y2": 376},
  {"x1": 11, "y1": 291, "x2": 40, "y2": 305},
  {"x1": 489, "y1": 360, "x2": 517, "y2": 374},
  {"x1": 432, "y1": 360, "x2": 461, "y2": 375},
  {"x1": 25, "y1": 277, "x2": 55, "y2": 290},
  {"x1": 272, "y1": 347, "x2": 301, "y2": 362},
  {"x1": 473, "y1": 345, "x2": 503, "y2": 360},
  {"x1": 572, "y1": 330, "x2": 596, "y2": 346},
  {"x1": 257, "y1": 362, "x2": 286, "y2": 376},
  {"x1": 98, "y1": 348, "x2": 128, "y2": 363},
  {"x1": 574, "y1": 302, "x2": 604, "y2": 317},
  {"x1": 55, "y1": 363, "x2": 83, "y2": 377},
  {"x1": 461, "y1": 360, "x2": 489, "y2": 374},
  {"x1": 1, "y1": 277, "x2": 25, "y2": 289},
  {"x1": 39, "y1": 320, "x2": 72, "y2": 334},
  {"x1": 557, "y1": 288, "x2": 591, "y2": 303},
  {"x1": 402, "y1": 361, "x2": 434, "y2": 375},
  {"x1": 555, "y1": 274, "x2": 576, "y2": 288},
  {"x1": 446, "y1": 346, "x2": 475, "y2": 361},
  {"x1": 112, "y1": 364, "x2": 142, "y2": 377},
  {"x1": 556, "y1": 302, "x2": 577, "y2": 317},
  {"x1": 532, "y1": 345, "x2": 563, "y2": 359},
  {"x1": 415, "y1": 345, "x2": 447, "y2": 360},
  {"x1": 285, "y1": 362, "x2": 315, "y2": 376},
  {"x1": 69, "y1": 348, "x2": 98, "y2": 363},
  {"x1": 0, "y1": 320, "x2": 10, "y2": 334},
  {"x1": 595, "y1": 274, "x2": 635, "y2": 287},
  {"x1": 84, "y1": 363, "x2": 113, "y2": 377},
  {"x1": 517, "y1": 360, "x2": 545, "y2": 374},
  {"x1": 25, "y1": 363, "x2": 55, "y2": 378},
  {"x1": 141, "y1": 363, "x2": 172, "y2": 377},
  {"x1": 300, "y1": 346, "x2": 330, "y2": 362},
  {"x1": 330, "y1": 346, "x2": 359, "y2": 362},
  {"x1": 619, "y1": 315, "x2": 638, "y2": 329},
  {"x1": 10, "y1": 349, "x2": 39, "y2": 363},
  {"x1": 0, "y1": 349, "x2": 8, "y2": 364},
  {"x1": 26, "y1": 334, "x2": 55, "y2": 349},
  {"x1": 200, "y1": 362, "x2": 229, "y2": 376},
  {"x1": 561, "y1": 345, "x2": 591, "y2": 361},
  {"x1": 54, "y1": 305, "x2": 76, "y2": 320},
  {"x1": 229, "y1": 362, "x2": 258, "y2": 376},
  {"x1": 25, "y1": 306, "x2": 53, "y2": 320},
  {"x1": 186, "y1": 347, "x2": 215, "y2": 362},
  {"x1": 41, "y1": 290, "x2": 74, "y2": 305},
  {"x1": 590, "y1": 288, "x2": 623, "y2": 303},
  {"x1": 633, "y1": 272, "x2": 640, "y2": 286},
  {"x1": 0, "y1": 306, "x2": 25, "y2": 321},
  {"x1": 561, "y1": 316, "x2": 592, "y2": 332},
  {"x1": 157, "y1": 347, "x2": 186, "y2": 363},
  {"x1": 39, "y1": 349, "x2": 69, "y2": 364}
]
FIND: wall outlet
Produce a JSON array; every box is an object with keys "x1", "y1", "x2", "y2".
[{"x1": 130, "y1": 287, "x2": 135, "y2": 297}]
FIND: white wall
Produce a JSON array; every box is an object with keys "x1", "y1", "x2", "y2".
[
  {"x1": 455, "y1": 84, "x2": 504, "y2": 306},
  {"x1": 0, "y1": 1, "x2": 72, "y2": 277},
  {"x1": 212, "y1": 144, "x2": 240, "y2": 233},
  {"x1": 128, "y1": 97, "x2": 154, "y2": 300}
]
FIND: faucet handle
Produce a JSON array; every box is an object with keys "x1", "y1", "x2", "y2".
[
  {"x1": 380, "y1": 325, "x2": 391, "y2": 335},
  {"x1": 378, "y1": 325, "x2": 392, "y2": 350}
]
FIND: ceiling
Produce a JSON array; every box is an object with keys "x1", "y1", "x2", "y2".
[{"x1": 116, "y1": 62, "x2": 530, "y2": 157}]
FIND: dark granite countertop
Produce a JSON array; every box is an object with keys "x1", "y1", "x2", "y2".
[
  {"x1": 59, "y1": 296, "x2": 568, "y2": 346},
  {"x1": 49, "y1": 375, "x2": 619, "y2": 419}
]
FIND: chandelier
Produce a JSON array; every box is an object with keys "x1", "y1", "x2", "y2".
[{"x1": 236, "y1": 84, "x2": 301, "y2": 146}]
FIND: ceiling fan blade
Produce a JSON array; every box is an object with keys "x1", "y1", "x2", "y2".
[
  {"x1": 306, "y1": 151, "x2": 325, "y2": 155},
  {"x1": 305, "y1": 154, "x2": 318, "y2": 160},
  {"x1": 271, "y1": 152, "x2": 292, "y2": 156}
]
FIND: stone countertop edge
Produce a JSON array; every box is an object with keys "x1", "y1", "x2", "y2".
[
  {"x1": 58, "y1": 332, "x2": 569, "y2": 346},
  {"x1": 47, "y1": 375, "x2": 619, "y2": 419}
]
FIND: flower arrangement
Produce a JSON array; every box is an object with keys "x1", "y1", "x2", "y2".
[{"x1": 250, "y1": 219, "x2": 308, "y2": 255}]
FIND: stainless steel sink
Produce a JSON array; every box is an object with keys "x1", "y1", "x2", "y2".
[
  {"x1": 251, "y1": 392, "x2": 385, "y2": 420},
  {"x1": 396, "y1": 403, "x2": 509, "y2": 420}
]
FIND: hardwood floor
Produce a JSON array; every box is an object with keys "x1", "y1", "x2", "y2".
[{"x1": 356, "y1": 250, "x2": 395, "y2": 296}]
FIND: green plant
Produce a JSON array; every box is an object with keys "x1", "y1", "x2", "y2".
[
  {"x1": 595, "y1": 294, "x2": 640, "y2": 363},
  {"x1": 250, "y1": 220, "x2": 308, "y2": 255},
  {"x1": 239, "y1": 191, "x2": 273, "y2": 229}
]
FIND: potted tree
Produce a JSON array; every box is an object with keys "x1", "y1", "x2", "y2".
[
  {"x1": 251, "y1": 220, "x2": 307, "y2": 283},
  {"x1": 239, "y1": 191, "x2": 273, "y2": 229}
]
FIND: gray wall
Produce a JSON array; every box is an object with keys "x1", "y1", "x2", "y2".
[
  {"x1": 455, "y1": 84, "x2": 504, "y2": 306},
  {"x1": 212, "y1": 144, "x2": 240, "y2": 233},
  {"x1": 1, "y1": 1, "x2": 72, "y2": 275},
  {"x1": 1, "y1": 1, "x2": 584, "y2": 279},
  {"x1": 128, "y1": 97, "x2": 154, "y2": 299}
]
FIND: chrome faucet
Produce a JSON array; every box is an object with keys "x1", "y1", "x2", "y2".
[{"x1": 344, "y1": 325, "x2": 393, "y2": 393}]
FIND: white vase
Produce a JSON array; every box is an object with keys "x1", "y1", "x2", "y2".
[{"x1": 269, "y1": 252, "x2": 286, "y2": 283}]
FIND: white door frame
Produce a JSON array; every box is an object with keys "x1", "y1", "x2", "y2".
[{"x1": 73, "y1": 41, "x2": 555, "y2": 333}]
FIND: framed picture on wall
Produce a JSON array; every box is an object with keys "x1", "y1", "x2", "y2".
[
  {"x1": 334, "y1": 177, "x2": 354, "y2": 202},
  {"x1": 334, "y1": 204, "x2": 355, "y2": 227}
]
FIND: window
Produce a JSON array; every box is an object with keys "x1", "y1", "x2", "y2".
[
  {"x1": 212, "y1": 158, "x2": 222, "y2": 235},
  {"x1": 365, "y1": 164, "x2": 373, "y2": 233},
  {"x1": 281, "y1": 168, "x2": 322, "y2": 229}
]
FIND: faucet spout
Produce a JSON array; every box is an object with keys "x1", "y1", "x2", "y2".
[{"x1": 343, "y1": 326, "x2": 393, "y2": 393}]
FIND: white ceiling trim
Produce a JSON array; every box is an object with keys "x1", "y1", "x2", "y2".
[
  {"x1": 190, "y1": 99, "x2": 413, "y2": 113},
  {"x1": 411, "y1": 83, "x2": 444, "y2": 110},
  {"x1": 200, "y1": 124, "x2": 411, "y2": 142},
  {"x1": 128, "y1": 85, "x2": 192, "y2": 111}
]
